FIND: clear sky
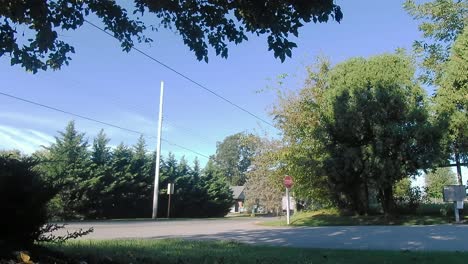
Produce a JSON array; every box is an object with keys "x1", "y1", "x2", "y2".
[{"x1": 0, "y1": 0, "x2": 465, "y2": 182}]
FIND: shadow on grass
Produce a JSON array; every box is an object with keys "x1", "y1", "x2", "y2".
[
  {"x1": 143, "y1": 224, "x2": 468, "y2": 252},
  {"x1": 292, "y1": 214, "x2": 457, "y2": 226},
  {"x1": 43, "y1": 238, "x2": 468, "y2": 264},
  {"x1": 263, "y1": 208, "x2": 465, "y2": 227}
]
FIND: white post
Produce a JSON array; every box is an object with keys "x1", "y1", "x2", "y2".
[
  {"x1": 455, "y1": 201, "x2": 460, "y2": 223},
  {"x1": 152, "y1": 81, "x2": 164, "y2": 219},
  {"x1": 286, "y1": 187, "x2": 291, "y2": 225}
]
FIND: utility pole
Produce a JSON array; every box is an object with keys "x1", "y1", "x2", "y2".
[{"x1": 152, "y1": 81, "x2": 164, "y2": 219}]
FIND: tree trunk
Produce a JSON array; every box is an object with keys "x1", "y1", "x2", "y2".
[
  {"x1": 350, "y1": 185, "x2": 366, "y2": 215},
  {"x1": 455, "y1": 147, "x2": 463, "y2": 185},
  {"x1": 454, "y1": 145, "x2": 464, "y2": 219},
  {"x1": 379, "y1": 186, "x2": 395, "y2": 216},
  {"x1": 363, "y1": 181, "x2": 369, "y2": 215}
]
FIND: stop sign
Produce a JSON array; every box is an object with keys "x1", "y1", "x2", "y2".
[{"x1": 284, "y1": 175, "x2": 293, "y2": 189}]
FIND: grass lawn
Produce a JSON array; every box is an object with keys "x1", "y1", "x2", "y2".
[
  {"x1": 32, "y1": 239, "x2": 467, "y2": 264},
  {"x1": 261, "y1": 208, "x2": 466, "y2": 227},
  {"x1": 50, "y1": 215, "x2": 254, "y2": 224}
]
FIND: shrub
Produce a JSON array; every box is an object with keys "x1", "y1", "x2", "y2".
[
  {"x1": 0, "y1": 154, "x2": 56, "y2": 247},
  {"x1": 394, "y1": 186, "x2": 428, "y2": 214}
]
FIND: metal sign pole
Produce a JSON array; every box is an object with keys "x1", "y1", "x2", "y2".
[
  {"x1": 286, "y1": 187, "x2": 291, "y2": 225},
  {"x1": 167, "y1": 193, "x2": 171, "y2": 218}
]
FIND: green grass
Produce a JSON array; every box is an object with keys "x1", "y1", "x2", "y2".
[
  {"x1": 50, "y1": 215, "x2": 255, "y2": 224},
  {"x1": 37, "y1": 239, "x2": 468, "y2": 264},
  {"x1": 262, "y1": 208, "x2": 465, "y2": 227}
]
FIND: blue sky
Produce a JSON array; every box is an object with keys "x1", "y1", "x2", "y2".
[{"x1": 1, "y1": 0, "x2": 465, "y2": 182}]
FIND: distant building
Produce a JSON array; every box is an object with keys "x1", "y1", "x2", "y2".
[{"x1": 230, "y1": 186, "x2": 245, "y2": 213}]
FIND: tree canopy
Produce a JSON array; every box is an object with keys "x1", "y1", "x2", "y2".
[
  {"x1": 433, "y1": 26, "x2": 468, "y2": 183},
  {"x1": 213, "y1": 132, "x2": 260, "y2": 186},
  {"x1": 0, "y1": 0, "x2": 342, "y2": 73},
  {"x1": 29, "y1": 121, "x2": 232, "y2": 220},
  {"x1": 244, "y1": 137, "x2": 284, "y2": 214},
  {"x1": 274, "y1": 53, "x2": 442, "y2": 215},
  {"x1": 425, "y1": 167, "x2": 457, "y2": 199},
  {"x1": 404, "y1": 0, "x2": 467, "y2": 84}
]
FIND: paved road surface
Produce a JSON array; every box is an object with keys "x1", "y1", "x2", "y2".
[{"x1": 58, "y1": 218, "x2": 468, "y2": 251}]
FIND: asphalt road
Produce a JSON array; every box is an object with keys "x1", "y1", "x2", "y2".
[{"x1": 58, "y1": 217, "x2": 468, "y2": 251}]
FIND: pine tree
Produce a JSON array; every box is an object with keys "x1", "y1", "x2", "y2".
[
  {"x1": 41, "y1": 121, "x2": 92, "y2": 219},
  {"x1": 192, "y1": 157, "x2": 201, "y2": 178},
  {"x1": 105, "y1": 143, "x2": 135, "y2": 218},
  {"x1": 89, "y1": 130, "x2": 112, "y2": 218}
]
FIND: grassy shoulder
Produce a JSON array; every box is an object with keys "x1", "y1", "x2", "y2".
[
  {"x1": 25, "y1": 239, "x2": 467, "y2": 264},
  {"x1": 261, "y1": 208, "x2": 465, "y2": 227},
  {"x1": 50, "y1": 214, "x2": 254, "y2": 224}
]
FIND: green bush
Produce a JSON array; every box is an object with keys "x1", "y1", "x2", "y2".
[
  {"x1": 0, "y1": 155, "x2": 56, "y2": 247},
  {"x1": 416, "y1": 203, "x2": 457, "y2": 216},
  {"x1": 394, "y1": 186, "x2": 428, "y2": 214}
]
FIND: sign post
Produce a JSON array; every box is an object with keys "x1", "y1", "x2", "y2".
[
  {"x1": 167, "y1": 183, "x2": 174, "y2": 218},
  {"x1": 443, "y1": 185, "x2": 466, "y2": 223},
  {"x1": 284, "y1": 175, "x2": 293, "y2": 225}
]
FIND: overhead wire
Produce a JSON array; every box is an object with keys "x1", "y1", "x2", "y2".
[
  {"x1": 84, "y1": 19, "x2": 276, "y2": 129},
  {"x1": 0, "y1": 91, "x2": 210, "y2": 159},
  {"x1": 163, "y1": 119, "x2": 216, "y2": 145}
]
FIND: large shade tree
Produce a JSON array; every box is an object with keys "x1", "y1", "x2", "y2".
[
  {"x1": 275, "y1": 54, "x2": 443, "y2": 215},
  {"x1": 213, "y1": 132, "x2": 260, "y2": 186},
  {"x1": 433, "y1": 27, "x2": 468, "y2": 184},
  {"x1": 425, "y1": 167, "x2": 457, "y2": 199},
  {"x1": 1, "y1": 0, "x2": 343, "y2": 73},
  {"x1": 404, "y1": 0, "x2": 467, "y2": 84}
]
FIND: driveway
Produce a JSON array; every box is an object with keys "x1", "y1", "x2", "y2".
[{"x1": 58, "y1": 217, "x2": 468, "y2": 251}]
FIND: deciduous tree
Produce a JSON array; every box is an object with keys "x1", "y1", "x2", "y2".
[
  {"x1": 274, "y1": 54, "x2": 443, "y2": 215},
  {"x1": 404, "y1": 0, "x2": 467, "y2": 84},
  {"x1": 1, "y1": 0, "x2": 343, "y2": 73},
  {"x1": 214, "y1": 132, "x2": 260, "y2": 185},
  {"x1": 433, "y1": 27, "x2": 468, "y2": 184},
  {"x1": 425, "y1": 167, "x2": 457, "y2": 198},
  {"x1": 244, "y1": 138, "x2": 284, "y2": 214}
]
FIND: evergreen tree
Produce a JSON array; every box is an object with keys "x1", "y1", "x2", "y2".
[
  {"x1": 200, "y1": 159, "x2": 233, "y2": 217},
  {"x1": 192, "y1": 157, "x2": 201, "y2": 178},
  {"x1": 89, "y1": 130, "x2": 112, "y2": 218},
  {"x1": 40, "y1": 121, "x2": 92, "y2": 219},
  {"x1": 91, "y1": 129, "x2": 111, "y2": 166},
  {"x1": 130, "y1": 136, "x2": 152, "y2": 217},
  {"x1": 105, "y1": 143, "x2": 135, "y2": 218}
]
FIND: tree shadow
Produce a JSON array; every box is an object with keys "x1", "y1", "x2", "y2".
[{"x1": 148, "y1": 225, "x2": 468, "y2": 251}]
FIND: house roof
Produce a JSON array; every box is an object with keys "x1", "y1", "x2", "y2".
[{"x1": 230, "y1": 186, "x2": 245, "y2": 200}]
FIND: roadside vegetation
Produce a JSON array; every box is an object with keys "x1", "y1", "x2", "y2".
[
  {"x1": 263, "y1": 208, "x2": 466, "y2": 227},
  {"x1": 0, "y1": 0, "x2": 466, "y2": 263}
]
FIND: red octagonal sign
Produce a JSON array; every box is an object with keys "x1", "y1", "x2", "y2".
[{"x1": 284, "y1": 175, "x2": 293, "y2": 189}]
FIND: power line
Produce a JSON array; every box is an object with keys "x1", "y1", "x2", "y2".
[
  {"x1": 161, "y1": 139, "x2": 210, "y2": 159},
  {"x1": 84, "y1": 19, "x2": 276, "y2": 128},
  {"x1": 163, "y1": 119, "x2": 214, "y2": 145},
  {"x1": 0, "y1": 91, "x2": 210, "y2": 159}
]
